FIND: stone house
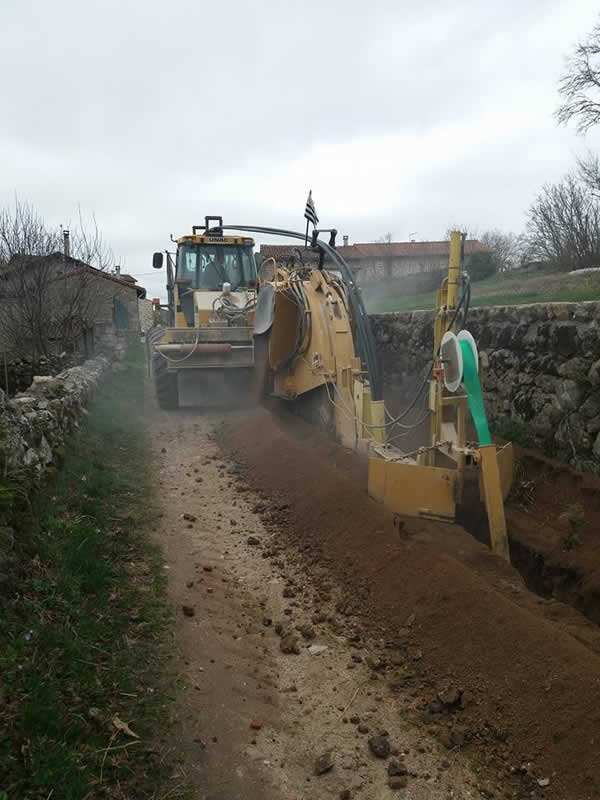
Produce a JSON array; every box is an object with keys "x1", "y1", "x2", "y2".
[
  {"x1": 0, "y1": 253, "x2": 146, "y2": 360},
  {"x1": 259, "y1": 240, "x2": 488, "y2": 285},
  {"x1": 336, "y1": 240, "x2": 489, "y2": 283}
]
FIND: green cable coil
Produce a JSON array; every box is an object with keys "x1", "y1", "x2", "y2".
[{"x1": 459, "y1": 338, "x2": 492, "y2": 447}]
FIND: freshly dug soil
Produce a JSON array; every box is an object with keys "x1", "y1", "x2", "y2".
[
  {"x1": 220, "y1": 407, "x2": 600, "y2": 800},
  {"x1": 506, "y1": 446, "x2": 600, "y2": 623}
]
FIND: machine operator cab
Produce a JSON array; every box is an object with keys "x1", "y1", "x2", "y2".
[
  {"x1": 177, "y1": 239, "x2": 257, "y2": 292},
  {"x1": 153, "y1": 217, "x2": 258, "y2": 327}
]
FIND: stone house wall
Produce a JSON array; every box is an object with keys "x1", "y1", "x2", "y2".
[
  {"x1": 353, "y1": 255, "x2": 447, "y2": 282},
  {"x1": 138, "y1": 299, "x2": 155, "y2": 334},
  {"x1": 370, "y1": 301, "x2": 600, "y2": 473},
  {"x1": 89, "y1": 280, "x2": 140, "y2": 350},
  {"x1": 0, "y1": 256, "x2": 141, "y2": 360}
]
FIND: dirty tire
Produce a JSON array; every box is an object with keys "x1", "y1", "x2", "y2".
[{"x1": 152, "y1": 352, "x2": 179, "y2": 409}]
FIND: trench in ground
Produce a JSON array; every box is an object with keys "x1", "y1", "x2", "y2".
[{"x1": 383, "y1": 381, "x2": 600, "y2": 628}]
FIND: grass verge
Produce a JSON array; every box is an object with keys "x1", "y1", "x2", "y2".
[
  {"x1": 367, "y1": 267, "x2": 600, "y2": 313},
  {"x1": 0, "y1": 348, "x2": 182, "y2": 800}
]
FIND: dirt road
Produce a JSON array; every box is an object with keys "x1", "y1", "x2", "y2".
[
  {"x1": 146, "y1": 392, "x2": 600, "y2": 800},
  {"x1": 149, "y1": 406, "x2": 494, "y2": 799}
]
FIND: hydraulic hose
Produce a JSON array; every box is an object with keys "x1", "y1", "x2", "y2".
[{"x1": 222, "y1": 224, "x2": 382, "y2": 400}]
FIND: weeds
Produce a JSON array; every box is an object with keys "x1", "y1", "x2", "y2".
[{"x1": 0, "y1": 348, "x2": 181, "y2": 799}]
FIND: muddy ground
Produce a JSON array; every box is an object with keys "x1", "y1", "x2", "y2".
[{"x1": 145, "y1": 389, "x2": 600, "y2": 800}]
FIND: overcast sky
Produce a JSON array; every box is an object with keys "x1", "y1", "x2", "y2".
[{"x1": 3, "y1": 0, "x2": 600, "y2": 299}]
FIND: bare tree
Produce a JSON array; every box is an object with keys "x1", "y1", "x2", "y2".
[
  {"x1": 556, "y1": 21, "x2": 600, "y2": 133},
  {"x1": 0, "y1": 201, "x2": 60, "y2": 359},
  {"x1": 0, "y1": 199, "x2": 59, "y2": 261},
  {"x1": 374, "y1": 232, "x2": 393, "y2": 244},
  {"x1": 527, "y1": 172, "x2": 600, "y2": 269},
  {"x1": 575, "y1": 150, "x2": 600, "y2": 196},
  {"x1": 480, "y1": 229, "x2": 527, "y2": 271},
  {"x1": 69, "y1": 206, "x2": 115, "y2": 271},
  {"x1": 0, "y1": 200, "x2": 117, "y2": 362}
]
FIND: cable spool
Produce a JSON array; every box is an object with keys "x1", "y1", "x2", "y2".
[{"x1": 440, "y1": 331, "x2": 463, "y2": 392}]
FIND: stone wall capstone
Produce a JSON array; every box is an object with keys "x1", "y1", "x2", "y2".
[{"x1": 370, "y1": 301, "x2": 600, "y2": 473}]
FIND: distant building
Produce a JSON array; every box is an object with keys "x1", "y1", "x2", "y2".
[
  {"x1": 259, "y1": 240, "x2": 489, "y2": 284},
  {"x1": 259, "y1": 245, "x2": 322, "y2": 268}
]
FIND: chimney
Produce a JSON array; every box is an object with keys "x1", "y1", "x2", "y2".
[
  {"x1": 114, "y1": 265, "x2": 121, "y2": 276},
  {"x1": 63, "y1": 229, "x2": 70, "y2": 259},
  {"x1": 343, "y1": 235, "x2": 349, "y2": 247}
]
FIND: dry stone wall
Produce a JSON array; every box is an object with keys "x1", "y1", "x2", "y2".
[
  {"x1": 370, "y1": 301, "x2": 600, "y2": 474},
  {"x1": 0, "y1": 356, "x2": 111, "y2": 479}
]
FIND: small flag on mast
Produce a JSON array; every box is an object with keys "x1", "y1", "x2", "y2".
[{"x1": 304, "y1": 190, "x2": 319, "y2": 227}]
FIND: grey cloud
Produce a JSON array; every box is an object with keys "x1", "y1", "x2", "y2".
[{"x1": 2, "y1": 0, "x2": 599, "y2": 300}]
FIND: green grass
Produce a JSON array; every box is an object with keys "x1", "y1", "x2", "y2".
[
  {"x1": 367, "y1": 265, "x2": 600, "y2": 313},
  {"x1": 0, "y1": 348, "x2": 183, "y2": 800}
]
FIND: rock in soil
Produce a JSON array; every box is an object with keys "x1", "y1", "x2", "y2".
[
  {"x1": 368, "y1": 735, "x2": 391, "y2": 758},
  {"x1": 247, "y1": 536, "x2": 260, "y2": 545},
  {"x1": 388, "y1": 758, "x2": 407, "y2": 776},
  {"x1": 181, "y1": 605, "x2": 195, "y2": 617},
  {"x1": 314, "y1": 751, "x2": 334, "y2": 775},
  {"x1": 297, "y1": 623, "x2": 315, "y2": 640},
  {"x1": 280, "y1": 634, "x2": 300, "y2": 655},
  {"x1": 438, "y1": 687, "x2": 462, "y2": 707},
  {"x1": 389, "y1": 775, "x2": 408, "y2": 790}
]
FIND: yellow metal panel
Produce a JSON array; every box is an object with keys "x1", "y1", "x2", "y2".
[
  {"x1": 368, "y1": 458, "x2": 457, "y2": 521},
  {"x1": 498, "y1": 443, "x2": 514, "y2": 500},
  {"x1": 369, "y1": 399, "x2": 385, "y2": 444},
  {"x1": 447, "y1": 231, "x2": 462, "y2": 310},
  {"x1": 479, "y1": 445, "x2": 510, "y2": 561},
  {"x1": 479, "y1": 443, "x2": 514, "y2": 502},
  {"x1": 176, "y1": 235, "x2": 252, "y2": 246}
]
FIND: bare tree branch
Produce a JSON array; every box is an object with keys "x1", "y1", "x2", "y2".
[
  {"x1": 480, "y1": 229, "x2": 527, "y2": 271},
  {"x1": 70, "y1": 206, "x2": 115, "y2": 271},
  {"x1": 527, "y1": 171, "x2": 600, "y2": 269},
  {"x1": 556, "y1": 21, "x2": 600, "y2": 133}
]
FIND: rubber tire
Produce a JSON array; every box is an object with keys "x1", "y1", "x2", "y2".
[{"x1": 152, "y1": 352, "x2": 179, "y2": 409}]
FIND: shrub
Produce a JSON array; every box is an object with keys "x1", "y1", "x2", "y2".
[{"x1": 465, "y1": 251, "x2": 497, "y2": 282}]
